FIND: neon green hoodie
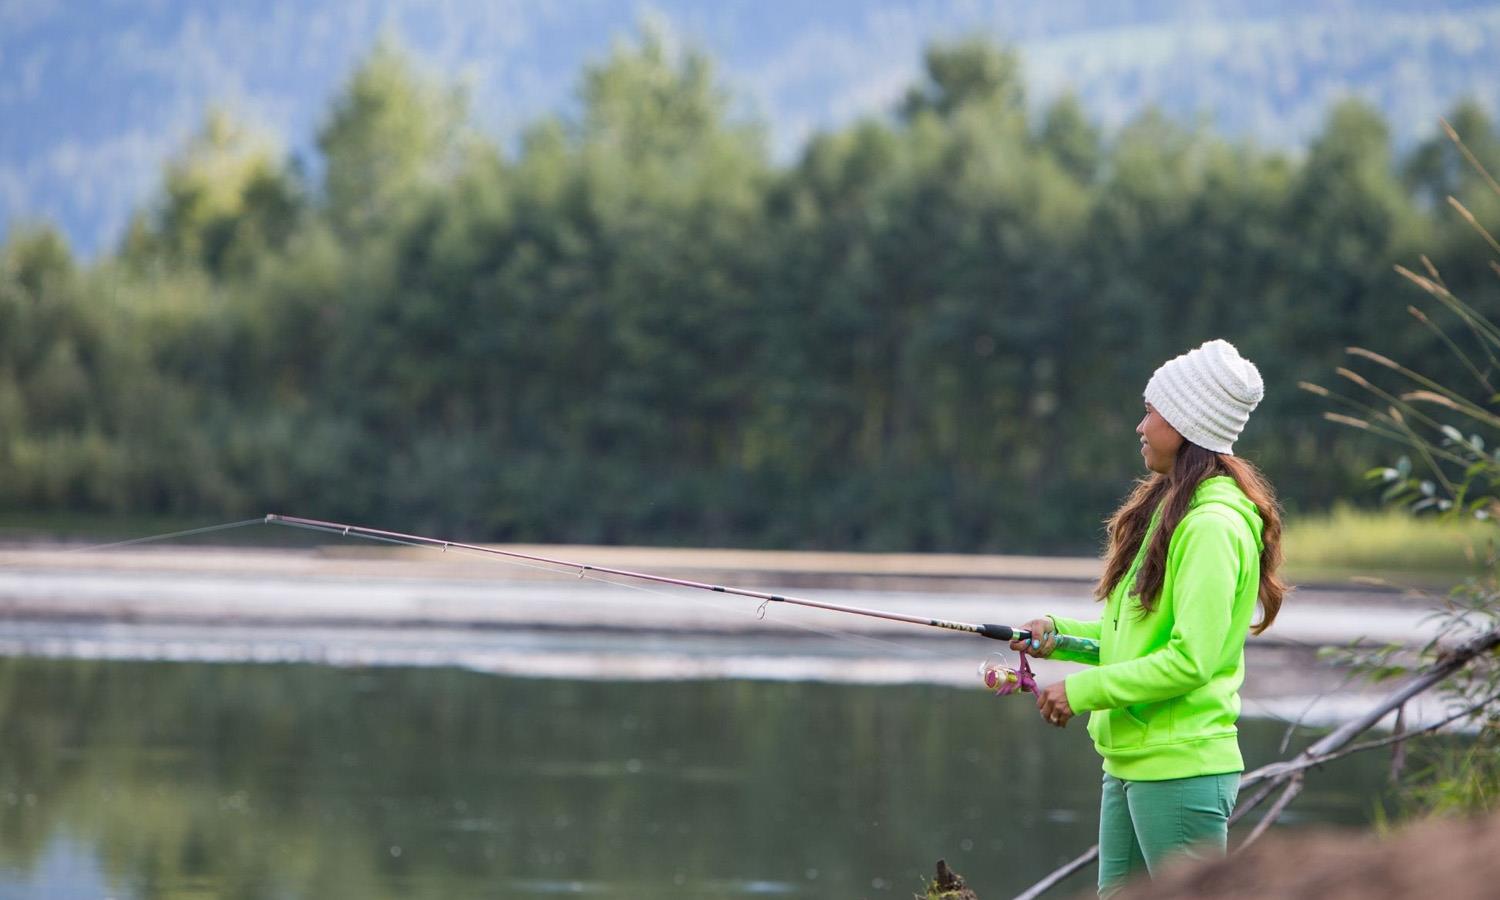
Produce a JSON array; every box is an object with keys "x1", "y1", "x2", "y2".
[{"x1": 1049, "y1": 475, "x2": 1264, "y2": 781}]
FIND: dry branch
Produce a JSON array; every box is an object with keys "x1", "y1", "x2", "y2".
[{"x1": 1238, "y1": 774, "x2": 1304, "y2": 850}]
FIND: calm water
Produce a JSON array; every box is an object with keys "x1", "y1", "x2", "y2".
[{"x1": 0, "y1": 657, "x2": 1391, "y2": 899}]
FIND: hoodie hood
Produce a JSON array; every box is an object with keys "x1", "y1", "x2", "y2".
[{"x1": 1190, "y1": 475, "x2": 1265, "y2": 552}]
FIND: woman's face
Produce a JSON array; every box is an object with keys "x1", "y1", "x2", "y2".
[{"x1": 1137, "y1": 403, "x2": 1184, "y2": 474}]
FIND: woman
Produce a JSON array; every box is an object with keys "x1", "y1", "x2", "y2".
[{"x1": 1012, "y1": 338, "x2": 1285, "y2": 897}]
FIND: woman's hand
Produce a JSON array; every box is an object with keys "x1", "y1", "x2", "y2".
[
  {"x1": 1036, "y1": 681, "x2": 1075, "y2": 728},
  {"x1": 1010, "y1": 618, "x2": 1058, "y2": 658}
]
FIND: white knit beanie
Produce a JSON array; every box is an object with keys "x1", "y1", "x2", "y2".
[{"x1": 1143, "y1": 339, "x2": 1264, "y2": 455}]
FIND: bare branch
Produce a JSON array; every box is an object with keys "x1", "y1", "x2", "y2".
[
  {"x1": 1243, "y1": 625, "x2": 1500, "y2": 788},
  {"x1": 1238, "y1": 774, "x2": 1305, "y2": 851},
  {"x1": 1389, "y1": 702, "x2": 1408, "y2": 784},
  {"x1": 1228, "y1": 777, "x2": 1286, "y2": 829},
  {"x1": 1012, "y1": 846, "x2": 1099, "y2": 900}
]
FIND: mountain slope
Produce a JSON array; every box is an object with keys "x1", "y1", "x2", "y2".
[{"x1": 2, "y1": 0, "x2": 1498, "y2": 256}]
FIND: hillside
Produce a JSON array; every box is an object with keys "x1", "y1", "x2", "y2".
[{"x1": 2, "y1": 0, "x2": 1499, "y2": 255}]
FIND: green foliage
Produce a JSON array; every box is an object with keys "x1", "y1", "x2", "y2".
[
  {"x1": 123, "y1": 110, "x2": 304, "y2": 277},
  {"x1": 1, "y1": 31, "x2": 1498, "y2": 552},
  {"x1": 1396, "y1": 569, "x2": 1500, "y2": 816},
  {"x1": 1403, "y1": 100, "x2": 1500, "y2": 209},
  {"x1": 901, "y1": 38, "x2": 1026, "y2": 121},
  {"x1": 1036, "y1": 92, "x2": 1102, "y2": 183},
  {"x1": 1314, "y1": 116, "x2": 1500, "y2": 816},
  {"x1": 317, "y1": 38, "x2": 468, "y2": 238}
]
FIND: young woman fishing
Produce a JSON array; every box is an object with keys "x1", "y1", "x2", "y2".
[{"x1": 1011, "y1": 338, "x2": 1285, "y2": 898}]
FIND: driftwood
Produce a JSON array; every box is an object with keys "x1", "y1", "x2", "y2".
[{"x1": 1009, "y1": 624, "x2": 1500, "y2": 900}]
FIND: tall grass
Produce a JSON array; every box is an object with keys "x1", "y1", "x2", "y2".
[
  {"x1": 1307, "y1": 115, "x2": 1500, "y2": 816},
  {"x1": 1284, "y1": 504, "x2": 1497, "y2": 581}
]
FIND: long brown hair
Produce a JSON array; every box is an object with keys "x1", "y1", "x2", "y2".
[{"x1": 1094, "y1": 443, "x2": 1285, "y2": 634}]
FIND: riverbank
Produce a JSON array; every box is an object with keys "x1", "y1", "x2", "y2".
[
  {"x1": 0, "y1": 539, "x2": 1440, "y2": 643},
  {"x1": 0, "y1": 507, "x2": 1475, "y2": 589},
  {"x1": 0, "y1": 540, "x2": 1457, "y2": 729}
]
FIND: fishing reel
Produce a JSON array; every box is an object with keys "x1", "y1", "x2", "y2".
[{"x1": 978, "y1": 650, "x2": 1036, "y2": 696}]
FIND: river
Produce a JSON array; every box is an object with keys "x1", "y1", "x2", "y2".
[
  {"x1": 0, "y1": 655, "x2": 1394, "y2": 899},
  {"x1": 0, "y1": 542, "x2": 1432, "y2": 898}
]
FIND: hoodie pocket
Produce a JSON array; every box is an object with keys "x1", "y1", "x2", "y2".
[
  {"x1": 1102, "y1": 701, "x2": 1173, "y2": 749},
  {"x1": 1106, "y1": 706, "x2": 1148, "y2": 748}
]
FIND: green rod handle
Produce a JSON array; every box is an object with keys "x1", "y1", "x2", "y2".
[{"x1": 978, "y1": 624, "x2": 1100, "y2": 661}]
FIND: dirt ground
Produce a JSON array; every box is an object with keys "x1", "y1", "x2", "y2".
[{"x1": 1110, "y1": 808, "x2": 1500, "y2": 900}]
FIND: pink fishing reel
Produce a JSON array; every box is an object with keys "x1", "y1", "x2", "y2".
[{"x1": 978, "y1": 651, "x2": 1036, "y2": 696}]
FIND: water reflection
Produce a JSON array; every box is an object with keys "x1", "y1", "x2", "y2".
[{"x1": 0, "y1": 657, "x2": 1391, "y2": 898}]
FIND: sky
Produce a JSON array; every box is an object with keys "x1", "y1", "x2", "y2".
[{"x1": 2, "y1": 0, "x2": 1498, "y2": 256}]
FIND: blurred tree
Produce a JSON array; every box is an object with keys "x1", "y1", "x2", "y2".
[
  {"x1": 1282, "y1": 99, "x2": 1421, "y2": 356},
  {"x1": 0, "y1": 227, "x2": 78, "y2": 438},
  {"x1": 317, "y1": 39, "x2": 468, "y2": 238},
  {"x1": 1, "y1": 224, "x2": 73, "y2": 292},
  {"x1": 121, "y1": 110, "x2": 302, "y2": 277},
  {"x1": 1036, "y1": 91, "x2": 1103, "y2": 183},
  {"x1": 900, "y1": 38, "x2": 1026, "y2": 121},
  {"x1": 1402, "y1": 99, "x2": 1500, "y2": 329},
  {"x1": 0, "y1": 228, "x2": 202, "y2": 511},
  {"x1": 0, "y1": 31, "x2": 1487, "y2": 550},
  {"x1": 1402, "y1": 99, "x2": 1500, "y2": 208}
]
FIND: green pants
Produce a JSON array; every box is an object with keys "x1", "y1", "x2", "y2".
[{"x1": 1097, "y1": 771, "x2": 1239, "y2": 897}]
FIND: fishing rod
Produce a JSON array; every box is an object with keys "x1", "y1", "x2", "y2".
[{"x1": 264, "y1": 514, "x2": 1101, "y2": 679}]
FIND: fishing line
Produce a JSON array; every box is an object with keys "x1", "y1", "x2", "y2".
[
  {"x1": 273, "y1": 517, "x2": 970, "y2": 664},
  {"x1": 263, "y1": 514, "x2": 1100, "y2": 687},
  {"x1": 575, "y1": 570, "x2": 964, "y2": 664},
  {"x1": 267, "y1": 514, "x2": 1075, "y2": 665},
  {"x1": 265, "y1": 515, "x2": 1076, "y2": 647},
  {"x1": 11, "y1": 517, "x2": 269, "y2": 555},
  {"x1": 273, "y1": 516, "x2": 967, "y2": 665},
  {"x1": 6, "y1": 513, "x2": 1082, "y2": 685}
]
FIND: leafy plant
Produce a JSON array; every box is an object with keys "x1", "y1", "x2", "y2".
[{"x1": 1305, "y1": 116, "x2": 1500, "y2": 815}]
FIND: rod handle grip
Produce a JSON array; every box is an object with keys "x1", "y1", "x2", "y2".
[{"x1": 978, "y1": 624, "x2": 1101, "y2": 660}]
